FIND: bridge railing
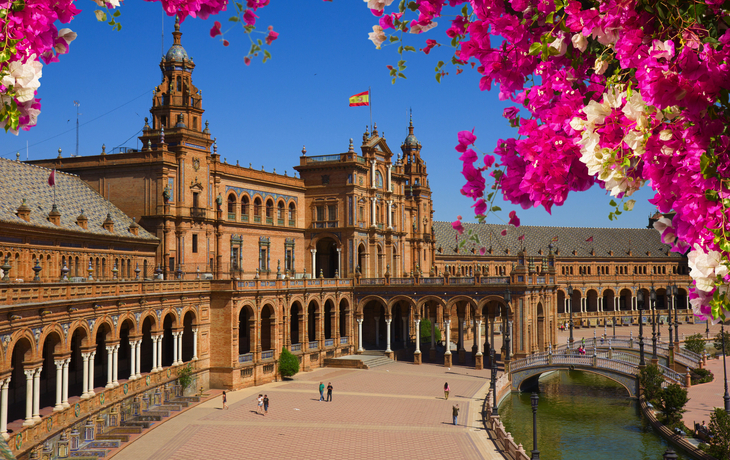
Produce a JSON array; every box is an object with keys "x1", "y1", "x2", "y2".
[{"x1": 658, "y1": 363, "x2": 683, "y2": 386}]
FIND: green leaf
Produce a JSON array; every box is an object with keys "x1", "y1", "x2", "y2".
[
  {"x1": 609, "y1": 199, "x2": 617, "y2": 207},
  {"x1": 0, "y1": 49, "x2": 10, "y2": 64},
  {"x1": 545, "y1": 11, "x2": 555, "y2": 24},
  {"x1": 116, "y1": 23, "x2": 122, "y2": 31},
  {"x1": 404, "y1": 46, "x2": 416, "y2": 52},
  {"x1": 229, "y1": 16, "x2": 239, "y2": 22},
  {"x1": 491, "y1": 206, "x2": 502, "y2": 212},
  {"x1": 398, "y1": 72, "x2": 406, "y2": 79},
  {"x1": 94, "y1": 9, "x2": 106, "y2": 21},
  {"x1": 113, "y1": 9, "x2": 120, "y2": 17},
  {"x1": 390, "y1": 36, "x2": 399, "y2": 43},
  {"x1": 528, "y1": 42, "x2": 542, "y2": 55},
  {"x1": 608, "y1": 213, "x2": 615, "y2": 221},
  {"x1": 235, "y1": 2, "x2": 243, "y2": 12},
  {"x1": 705, "y1": 189, "x2": 719, "y2": 201},
  {"x1": 435, "y1": 73, "x2": 441, "y2": 83},
  {"x1": 264, "y1": 50, "x2": 272, "y2": 59},
  {"x1": 407, "y1": 1, "x2": 418, "y2": 11},
  {"x1": 399, "y1": 0, "x2": 406, "y2": 13},
  {"x1": 719, "y1": 240, "x2": 730, "y2": 253}
]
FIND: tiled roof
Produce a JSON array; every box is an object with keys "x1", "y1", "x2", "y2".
[
  {"x1": 0, "y1": 158, "x2": 156, "y2": 241},
  {"x1": 433, "y1": 221, "x2": 683, "y2": 259}
]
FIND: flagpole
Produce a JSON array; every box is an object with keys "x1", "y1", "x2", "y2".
[{"x1": 369, "y1": 86, "x2": 373, "y2": 133}]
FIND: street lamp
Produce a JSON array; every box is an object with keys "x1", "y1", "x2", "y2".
[
  {"x1": 504, "y1": 289, "x2": 511, "y2": 363},
  {"x1": 651, "y1": 287, "x2": 658, "y2": 360},
  {"x1": 707, "y1": 318, "x2": 710, "y2": 339},
  {"x1": 531, "y1": 392, "x2": 540, "y2": 460},
  {"x1": 567, "y1": 285, "x2": 574, "y2": 347},
  {"x1": 722, "y1": 322, "x2": 730, "y2": 414},
  {"x1": 638, "y1": 290, "x2": 646, "y2": 366},
  {"x1": 667, "y1": 285, "x2": 674, "y2": 349},
  {"x1": 491, "y1": 348, "x2": 498, "y2": 416},
  {"x1": 612, "y1": 314, "x2": 616, "y2": 338},
  {"x1": 673, "y1": 284, "x2": 679, "y2": 343}
]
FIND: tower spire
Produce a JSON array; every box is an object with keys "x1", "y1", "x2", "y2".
[{"x1": 172, "y1": 15, "x2": 182, "y2": 45}]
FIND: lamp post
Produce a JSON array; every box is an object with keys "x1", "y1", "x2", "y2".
[
  {"x1": 638, "y1": 290, "x2": 646, "y2": 366},
  {"x1": 722, "y1": 323, "x2": 730, "y2": 414},
  {"x1": 673, "y1": 284, "x2": 679, "y2": 344},
  {"x1": 667, "y1": 286, "x2": 674, "y2": 349},
  {"x1": 491, "y1": 349, "x2": 498, "y2": 416},
  {"x1": 707, "y1": 318, "x2": 710, "y2": 339},
  {"x1": 504, "y1": 289, "x2": 511, "y2": 363},
  {"x1": 612, "y1": 314, "x2": 616, "y2": 338},
  {"x1": 531, "y1": 392, "x2": 540, "y2": 460},
  {"x1": 567, "y1": 285, "x2": 574, "y2": 348},
  {"x1": 651, "y1": 287, "x2": 658, "y2": 360}
]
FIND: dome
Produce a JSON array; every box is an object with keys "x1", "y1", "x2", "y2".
[
  {"x1": 165, "y1": 44, "x2": 189, "y2": 62},
  {"x1": 404, "y1": 132, "x2": 419, "y2": 147}
]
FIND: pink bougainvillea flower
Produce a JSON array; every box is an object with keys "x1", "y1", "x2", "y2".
[
  {"x1": 452, "y1": 219, "x2": 464, "y2": 235},
  {"x1": 456, "y1": 129, "x2": 477, "y2": 153},
  {"x1": 479, "y1": 246, "x2": 487, "y2": 255},
  {"x1": 265, "y1": 29, "x2": 279, "y2": 45},
  {"x1": 503, "y1": 106, "x2": 519, "y2": 120},
  {"x1": 243, "y1": 9, "x2": 258, "y2": 26},
  {"x1": 518, "y1": 234, "x2": 525, "y2": 241},
  {"x1": 422, "y1": 39, "x2": 439, "y2": 55},
  {"x1": 508, "y1": 210, "x2": 520, "y2": 227},
  {"x1": 210, "y1": 21, "x2": 222, "y2": 38},
  {"x1": 244, "y1": 56, "x2": 251, "y2": 65},
  {"x1": 223, "y1": 40, "x2": 230, "y2": 47},
  {"x1": 472, "y1": 199, "x2": 487, "y2": 215},
  {"x1": 500, "y1": 229, "x2": 507, "y2": 236}
]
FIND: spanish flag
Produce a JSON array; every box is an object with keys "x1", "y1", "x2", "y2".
[{"x1": 349, "y1": 91, "x2": 370, "y2": 107}]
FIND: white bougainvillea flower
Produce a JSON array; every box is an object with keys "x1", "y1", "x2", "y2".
[
  {"x1": 571, "y1": 33, "x2": 587, "y2": 52},
  {"x1": 368, "y1": 25, "x2": 386, "y2": 49},
  {"x1": 1, "y1": 56, "x2": 42, "y2": 103},
  {"x1": 365, "y1": 0, "x2": 394, "y2": 10}
]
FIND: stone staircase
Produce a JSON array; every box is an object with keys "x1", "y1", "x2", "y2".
[
  {"x1": 70, "y1": 394, "x2": 203, "y2": 458},
  {"x1": 324, "y1": 351, "x2": 393, "y2": 370}
]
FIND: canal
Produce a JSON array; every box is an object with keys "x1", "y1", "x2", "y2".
[{"x1": 499, "y1": 370, "x2": 690, "y2": 459}]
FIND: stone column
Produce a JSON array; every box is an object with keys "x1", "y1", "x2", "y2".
[
  {"x1": 336, "y1": 247, "x2": 342, "y2": 276},
  {"x1": 157, "y1": 335, "x2": 163, "y2": 370},
  {"x1": 374, "y1": 316, "x2": 380, "y2": 347},
  {"x1": 357, "y1": 318, "x2": 364, "y2": 352},
  {"x1": 135, "y1": 341, "x2": 142, "y2": 378},
  {"x1": 414, "y1": 319, "x2": 421, "y2": 353},
  {"x1": 387, "y1": 200, "x2": 393, "y2": 229},
  {"x1": 53, "y1": 360, "x2": 64, "y2": 411},
  {"x1": 310, "y1": 249, "x2": 316, "y2": 276},
  {"x1": 112, "y1": 344, "x2": 119, "y2": 387},
  {"x1": 370, "y1": 159, "x2": 376, "y2": 188},
  {"x1": 105, "y1": 346, "x2": 115, "y2": 389},
  {"x1": 475, "y1": 319, "x2": 483, "y2": 370},
  {"x1": 151, "y1": 336, "x2": 159, "y2": 372},
  {"x1": 178, "y1": 332, "x2": 184, "y2": 363},
  {"x1": 371, "y1": 197, "x2": 377, "y2": 227},
  {"x1": 62, "y1": 358, "x2": 70, "y2": 408},
  {"x1": 632, "y1": 295, "x2": 637, "y2": 311},
  {"x1": 458, "y1": 318, "x2": 464, "y2": 350},
  {"x1": 192, "y1": 328, "x2": 199, "y2": 360},
  {"x1": 129, "y1": 341, "x2": 137, "y2": 380},
  {"x1": 385, "y1": 319, "x2": 392, "y2": 353},
  {"x1": 172, "y1": 332, "x2": 180, "y2": 365},
  {"x1": 0, "y1": 377, "x2": 10, "y2": 440},
  {"x1": 32, "y1": 367, "x2": 42, "y2": 423},
  {"x1": 22, "y1": 370, "x2": 33, "y2": 426},
  {"x1": 87, "y1": 351, "x2": 96, "y2": 397},
  {"x1": 81, "y1": 352, "x2": 90, "y2": 399},
  {"x1": 443, "y1": 319, "x2": 452, "y2": 367},
  {"x1": 387, "y1": 164, "x2": 392, "y2": 191}
]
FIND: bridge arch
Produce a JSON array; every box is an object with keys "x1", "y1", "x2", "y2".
[{"x1": 511, "y1": 366, "x2": 637, "y2": 398}]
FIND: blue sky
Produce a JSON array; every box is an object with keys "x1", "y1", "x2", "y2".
[{"x1": 2, "y1": 0, "x2": 657, "y2": 229}]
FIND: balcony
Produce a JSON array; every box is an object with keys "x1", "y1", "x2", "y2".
[
  {"x1": 266, "y1": 217, "x2": 273, "y2": 224},
  {"x1": 238, "y1": 353, "x2": 253, "y2": 363},
  {"x1": 325, "y1": 339, "x2": 334, "y2": 348},
  {"x1": 278, "y1": 218, "x2": 284, "y2": 225},
  {"x1": 291, "y1": 343, "x2": 301, "y2": 352},
  {"x1": 261, "y1": 350, "x2": 274, "y2": 360},
  {"x1": 242, "y1": 214, "x2": 249, "y2": 222},
  {"x1": 254, "y1": 216, "x2": 261, "y2": 223},
  {"x1": 190, "y1": 207, "x2": 207, "y2": 219},
  {"x1": 227, "y1": 212, "x2": 235, "y2": 220},
  {"x1": 308, "y1": 341, "x2": 319, "y2": 350},
  {"x1": 289, "y1": 219, "x2": 295, "y2": 227}
]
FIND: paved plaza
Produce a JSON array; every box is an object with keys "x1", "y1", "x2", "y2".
[{"x1": 112, "y1": 359, "x2": 504, "y2": 460}]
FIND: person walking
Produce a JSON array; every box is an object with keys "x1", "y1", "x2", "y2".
[
  {"x1": 452, "y1": 404, "x2": 460, "y2": 426},
  {"x1": 319, "y1": 382, "x2": 325, "y2": 401},
  {"x1": 326, "y1": 382, "x2": 333, "y2": 402},
  {"x1": 263, "y1": 394, "x2": 269, "y2": 415},
  {"x1": 222, "y1": 391, "x2": 228, "y2": 410},
  {"x1": 444, "y1": 382, "x2": 450, "y2": 400},
  {"x1": 257, "y1": 394, "x2": 263, "y2": 414}
]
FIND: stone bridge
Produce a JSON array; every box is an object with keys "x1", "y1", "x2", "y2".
[{"x1": 509, "y1": 345, "x2": 691, "y2": 399}]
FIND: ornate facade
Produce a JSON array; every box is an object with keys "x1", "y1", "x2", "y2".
[{"x1": 0, "y1": 21, "x2": 692, "y2": 460}]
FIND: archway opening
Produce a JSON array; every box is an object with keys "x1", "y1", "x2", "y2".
[
  {"x1": 239, "y1": 306, "x2": 252, "y2": 355},
  {"x1": 361, "y1": 300, "x2": 386, "y2": 349},
  {"x1": 315, "y1": 237, "x2": 338, "y2": 278},
  {"x1": 162, "y1": 314, "x2": 175, "y2": 367},
  {"x1": 8, "y1": 337, "x2": 33, "y2": 424},
  {"x1": 290, "y1": 302, "x2": 302, "y2": 346},
  {"x1": 140, "y1": 317, "x2": 154, "y2": 373},
  {"x1": 261, "y1": 305, "x2": 274, "y2": 351},
  {"x1": 182, "y1": 312, "x2": 195, "y2": 362}
]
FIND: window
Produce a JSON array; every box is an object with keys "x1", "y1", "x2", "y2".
[
  {"x1": 266, "y1": 199, "x2": 274, "y2": 222},
  {"x1": 192, "y1": 234, "x2": 198, "y2": 253},
  {"x1": 288, "y1": 202, "x2": 296, "y2": 225},
  {"x1": 192, "y1": 192, "x2": 199, "y2": 208},
  {"x1": 227, "y1": 194, "x2": 236, "y2": 215},
  {"x1": 258, "y1": 237, "x2": 270, "y2": 272},
  {"x1": 241, "y1": 196, "x2": 249, "y2": 220},
  {"x1": 254, "y1": 198, "x2": 262, "y2": 222},
  {"x1": 259, "y1": 248, "x2": 267, "y2": 271},
  {"x1": 316, "y1": 206, "x2": 325, "y2": 222},
  {"x1": 328, "y1": 205, "x2": 337, "y2": 221},
  {"x1": 285, "y1": 238, "x2": 295, "y2": 272},
  {"x1": 359, "y1": 207, "x2": 364, "y2": 221},
  {"x1": 278, "y1": 202, "x2": 285, "y2": 222}
]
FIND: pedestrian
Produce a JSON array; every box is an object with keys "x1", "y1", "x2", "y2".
[
  {"x1": 257, "y1": 394, "x2": 263, "y2": 413},
  {"x1": 319, "y1": 381, "x2": 325, "y2": 401},
  {"x1": 444, "y1": 382, "x2": 450, "y2": 400},
  {"x1": 326, "y1": 382, "x2": 333, "y2": 402},
  {"x1": 222, "y1": 390, "x2": 228, "y2": 410},
  {"x1": 263, "y1": 394, "x2": 269, "y2": 415},
  {"x1": 452, "y1": 404, "x2": 459, "y2": 426}
]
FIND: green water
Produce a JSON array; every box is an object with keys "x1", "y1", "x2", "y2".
[{"x1": 499, "y1": 371, "x2": 689, "y2": 460}]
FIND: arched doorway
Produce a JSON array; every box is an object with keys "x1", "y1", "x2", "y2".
[
  {"x1": 8, "y1": 337, "x2": 33, "y2": 424},
  {"x1": 140, "y1": 317, "x2": 155, "y2": 373},
  {"x1": 118, "y1": 320, "x2": 133, "y2": 381},
  {"x1": 182, "y1": 312, "x2": 195, "y2": 362},
  {"x1": 261, "y1": 304, "x2": 274, "y2": 351},
  {"x1": 290, "y1": 302, "x2": 302, "y2": 346},
  {"x1": 536, "y1": 303, "x2": 545, "y2": 350},
  {"x1": 162, "y1": 314, "x2": 175, "y2": 367},
  {"x1": 324, "y1": 300, "x2": 334, "y2": 340},
  {"x1": 357, "y1": 243, "x2": 366, "y2": 275},
  {"x1": 316, "y1": 238, "x2": 338, "y2": 278},
  {"x1": 94, "y1": 323, "x2": 112, "y2": 390},
  {"x1": 339, "y1": 298, "x2": 349, "y2": 339},
  {"x1": 362, "y1": 300, "x2": 386, "y2": 349},
  {"x1": 40, "y1": 332, "x2": 62, "y2": 411},
  {"x1": 307, "y1": 301, "x2": 319, "y2": 343}
]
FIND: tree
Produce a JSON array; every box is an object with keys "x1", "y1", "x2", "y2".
[
  {"x1": 177, "y1": 364, "x2": 193, "y2": 390},
  {"x1": 708, "y1": 407, "x2": 730, "y2": 459},
  {"x1": 684, "y1": 333, "x2": 707, "y2": 356},
  {"x1": 420, "y1": 319, "x2": 441, "y2": 343},
  {"x1": 714, "y1": 329, "x2": 730, "y2": 353},
  {"x1": 656, "y1": 384, "x2": 689, "y2": 427},
  {"x1": 638, "y1": 363, "x2": 664, "y2": 403},
  {"x1": 278, "y1": 347, "x2": 299, "y2": 379}
]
